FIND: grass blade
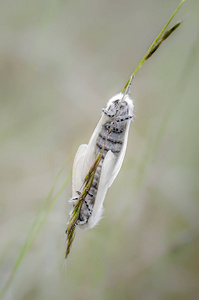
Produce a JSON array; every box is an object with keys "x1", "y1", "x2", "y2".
[{"x1": 122, "y1": 0, "x2": 186, "y2": 92}]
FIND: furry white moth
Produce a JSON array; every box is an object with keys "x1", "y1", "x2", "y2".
[{"x1": 69, "y1": 92, "x2": 134, "y2": 229}]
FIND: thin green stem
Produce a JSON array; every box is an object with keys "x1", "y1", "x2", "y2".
[{"x1": 122, "y1": 0, "x2": 186, "y2": 93}]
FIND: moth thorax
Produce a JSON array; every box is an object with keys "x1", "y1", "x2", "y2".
[{"x1": 107, "y1": 99, "x2": 129, "y2": 118}]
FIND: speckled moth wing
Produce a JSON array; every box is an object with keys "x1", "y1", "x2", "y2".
[{"x1": 72, "y1": 144, "x2": 87, "y2": 197}]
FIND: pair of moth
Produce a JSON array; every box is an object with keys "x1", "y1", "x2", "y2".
[{"x1": 68, "y1": 86, "x2": 134, "y2": 230}]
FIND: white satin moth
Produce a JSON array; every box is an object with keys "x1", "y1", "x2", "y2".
[{"x1": 69, "y1": 92, "x2": 134, "y2": 229}]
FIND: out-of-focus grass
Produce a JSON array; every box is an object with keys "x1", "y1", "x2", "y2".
[
  {"x1": 1, "y1": 0, "x2": 199, "y2": 299},
  {"x1": 0, "y1": 162, "x2": 71, "y2": 299}
]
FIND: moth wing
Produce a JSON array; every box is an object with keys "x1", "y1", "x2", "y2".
[
  {"x1": 87, "y1": 150, "x2": 116, "y2": 229},
  {"x1": 89, "y1": 121, "x2": 130, "y2": 228},
  {"x1": 72, "y1": 144, "x2": 88, "y2": 196},
  {"x1": 107, "y1": 121, "x2": 131, "y2": 188},
  {"x1": 72, "y1": 113, "x2": 106, "y2": 196},
  {"x1": 81, "y1": 114, "x2": 106, "y2": 181}
]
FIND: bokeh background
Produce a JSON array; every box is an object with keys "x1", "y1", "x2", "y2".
[{"x1": 1, "y1": 0, "x2": 199, "y2": 299}]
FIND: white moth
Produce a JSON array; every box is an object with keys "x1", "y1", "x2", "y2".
[{"x1": 69, "y1": 92, "x2": 134, "y2": 230}]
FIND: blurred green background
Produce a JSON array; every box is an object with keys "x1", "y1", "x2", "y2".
[{"x1": 1, "y1": 0, "x2": 199, "y2": 299}]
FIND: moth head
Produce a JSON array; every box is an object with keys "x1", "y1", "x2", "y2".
[{"x1": 105, "y1": 93, "x2": 134, "y2": 119}]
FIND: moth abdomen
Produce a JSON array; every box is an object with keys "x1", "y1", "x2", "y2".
[
  {"x1": 95, "y1": 122, "x2": 126, "y2": 159},
  {"x1": 96, "y1": 140, "x2": 121, "y2": 156},
  {"x1": 75, "y1": 159, "x2": 104, "y2": 226},
  {"x1": 92, "y1": 177, "x2": 99, "y2": 189},
  {"x1": 98, "y1": 132, "x2": 122, "y2": 144}
]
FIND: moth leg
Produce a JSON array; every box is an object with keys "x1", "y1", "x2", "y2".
[
  {"x1": 69, "y1": 190, "x2": 81, "y2": 204},
  {"x1": 68, "y1": 196, "x2": 78, "y2": 204},
  {"x1": 87, "y1": 191, "x2": 94, "y2": 198},
  {"x1": 102, "y1": 108, "x2": 115, "y2": 118},
  {"x1": 76, "y1": 216, "x2": 88, "y2": 226},
  {"x1": 84, "y1": 199, "x2": 92, "y2": 216},
  {"x1": 116, "y1": 115, "x2": 133, "y2": 122}
]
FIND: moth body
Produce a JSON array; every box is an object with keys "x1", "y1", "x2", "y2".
[
  {"x1": 96, "y1": 120, "x2": 126, "y2": 159},
  {"x1": 77, "y1": 160, "x2": 103, "y2": 225},
  {"x1": 69, "y1": 93, "x2": 134, "y2": 229}
]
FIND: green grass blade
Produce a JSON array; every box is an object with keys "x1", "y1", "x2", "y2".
[{"x1": 122, "y1": 0, "x2": 186, "y2": 92}]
